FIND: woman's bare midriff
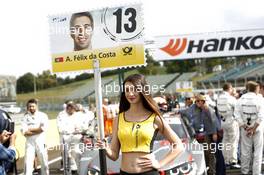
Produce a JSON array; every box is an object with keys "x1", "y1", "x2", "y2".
[{"x1": 121, "y1": 152, "x2": 154, "y2": 173}]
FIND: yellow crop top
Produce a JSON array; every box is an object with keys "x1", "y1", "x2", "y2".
[{"x1": 117, "y1": 112, "x2": 158, "y2": 153}]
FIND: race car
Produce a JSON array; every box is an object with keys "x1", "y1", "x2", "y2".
[{"x1": 79, "y1": 113, "x2": 207, "y2": 175}]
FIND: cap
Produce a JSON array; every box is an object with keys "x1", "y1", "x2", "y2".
[
  {"x1": 185, "y1": 92, "x2": 194, "y2": 98},
  {"x1": 196, "y1": 94, "x2": 206, "y2": 101}
]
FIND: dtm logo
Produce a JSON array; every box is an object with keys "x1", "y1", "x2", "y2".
[{"x1": 160, "y1": 38, "x2": 187, "y2": 56}]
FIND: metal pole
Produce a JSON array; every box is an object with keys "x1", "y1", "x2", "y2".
[
  {"x1": 93, "y1": 59, "x2": 107, "y2": 175},
  {"x1": 63, "y1": 137, "x2": 71, "y2": 175},
  {"x1": 118, "y1": 69, "x2": 124, "y2": 96}
]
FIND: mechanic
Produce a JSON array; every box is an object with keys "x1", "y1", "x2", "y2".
[
  {"x1": 21, "y1": 98, "x2": 49, "y2": 175},
  {"x1": 57, "y1": 102, "x2": 78, "y2": 173},
  {"x1": 56, "y1": 100, "x2": 73, "y2": 171},
  {"x1": 234, "y1": 81, "x2": 264, "y2": 175},
  {"x1": 217, "y1": 83, "x2": 240, "y2": 169}
]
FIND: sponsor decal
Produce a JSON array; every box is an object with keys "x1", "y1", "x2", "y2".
[
  {"x1": 160, "y1": 38, "x2": 187, "y2": 56},
  {"x1": 155, "y1": 29, "x2": 264, "y2": 60}
]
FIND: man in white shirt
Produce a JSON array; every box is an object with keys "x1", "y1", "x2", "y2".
[
  {"x1": 74, "y1": 103, "x2": 94, "y2": 174},
  {"x1": 257, "y1": 81, "x2": 264, "y2": 97},
  {"x1": 75, "y1": 103, "x2": 94, "y2": 131},
  {"x1": 234, "y1": 81, "x2": 264, "y2": 175},
  {"x1": 57, "y1": 102, "x2": 91, "y2": 173},
  {"x1": 21, "y1": 99, "x2": 49, "y2": 175},
  {"x1": 56, "y1": 100, "x2": 73, "y2": 171},
  {"x1": 217, "y1": 83, "x2": 240, "y2": 168},
  {"x1": 57, "y1": 102, "x2": 78, "y2": 172}
]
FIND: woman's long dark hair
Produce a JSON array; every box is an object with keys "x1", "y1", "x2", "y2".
[{"x1": 119, "y1": 74, "x2": 161, "y2": 117}]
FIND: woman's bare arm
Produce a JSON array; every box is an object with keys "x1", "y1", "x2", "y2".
[
  {"x1": 105, "y1": 117, "x2": 120, "y2": 161},
  {"x1": 155, "y1": 116, "x2": 184, "y2": 168}
]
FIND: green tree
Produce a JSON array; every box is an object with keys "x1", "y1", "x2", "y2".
[
  {"x1": 75, "y1": 73, "x2": 93, "y2": 81},
  {"x1": 63, "y1": 76, "x2": 73, "y2": 84},
  {"x1": 17, "y1": 73, "x2": 35, "y2": 93},
  {"x1": 36, "y1": 70, "x2": 57, "y2": 90},
  {"x1": 165, "y1": 59, "x2": 196, "y2": 73},
  {"x1": 138, "y1": 49, "x2": 160, "y2": 75}
]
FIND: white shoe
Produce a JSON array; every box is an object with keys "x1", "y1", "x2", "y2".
[{"x1": 231, "y1": 163, "x2": 241, "y2": 169}]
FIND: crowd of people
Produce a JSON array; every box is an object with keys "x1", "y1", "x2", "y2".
[
  {"x1": 174, "y1": 81, "x2": 264, "y2": 175},
  {"x1": 1, "y1": 74, "x2": 264, "y2": 175}
]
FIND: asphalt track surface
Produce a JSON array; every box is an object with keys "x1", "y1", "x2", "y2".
[{"x1": 17, "y1": 149, "x2": 62, "y2": 175}]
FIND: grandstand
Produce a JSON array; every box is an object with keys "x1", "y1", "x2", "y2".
[
  {"x1": 65, "y1": 72, "x2": 199, "y2": 101},
  {"x1": 102, "y1": 73, "x2": 181, "y2": 98},
  {"x1": 89, "y1": 73, "x2": 181, "y2": 98},
  {"x1": 63, "y1": 58, "x2": 264, "y2": 101},
  {"x1": 165, "y1": 72, "x2": 197, "y2": 94},
  {"x1": 229, "y1": 63, "x2": 264, "y2": 80},
  {"x1": 66, "y1": 76, "x2": 116, "y2": 100},
  {"x1": 199, "y1": 59, "x2": 264, "y2": 89},
  {"x1": 146, "y1": 73, "x2": 180, "y2": 93}
]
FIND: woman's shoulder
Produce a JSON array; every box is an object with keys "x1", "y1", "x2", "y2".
[
  {"x1": 153, "y1": 113, "x2": 163, "y2": 124},
  {"x1": 116, "y1": 112, "x2": 124, "y2": 122},
  {"x1": 152, "y1": 113, "x2": 165, "y2": 132}
]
